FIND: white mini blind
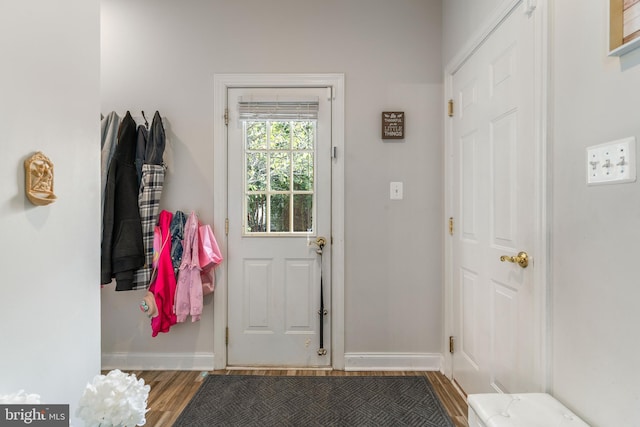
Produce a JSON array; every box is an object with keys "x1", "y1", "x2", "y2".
[{"x1": 238, "y1": 96, "x2": 319, "y2": 121}]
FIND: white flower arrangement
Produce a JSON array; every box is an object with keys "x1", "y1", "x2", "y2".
[
  {"x1": 0, "y1": 390, "x2": 41, "y2": 404},
  {"x1": 76, "y1": 369, "x2": 150, "y2": 427}
]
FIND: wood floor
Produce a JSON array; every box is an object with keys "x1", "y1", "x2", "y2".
[{"x1": 127, "y1": 369, "x2": 469, "y2": 426}]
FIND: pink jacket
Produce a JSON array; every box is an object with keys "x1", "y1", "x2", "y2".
[
  {"x1": 175, "y1": 211, "x2": 203, "y2": 322},
  {"x1": 199, "y1": 223, "x2": 223, "y2": 294},
  {"x1": 149, "y1": 210, "x2": 177, "y2": 336}
]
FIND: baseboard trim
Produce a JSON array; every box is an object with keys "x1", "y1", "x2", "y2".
[
  {"x1": 103, "y1": 352, "x2": 441, "y2": 372},
  {"x1": 102, "y1": 352, "x2": 215, "y2": 371},
  {"x1": 344, "y1": 352, "x2": 442, "y2": 371}
]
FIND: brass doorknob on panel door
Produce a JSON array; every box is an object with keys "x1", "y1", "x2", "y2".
[{"x1": 500, "y1": 251, "x2": 529, "y2": 268}]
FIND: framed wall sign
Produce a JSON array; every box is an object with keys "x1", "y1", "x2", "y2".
[{"x1": 382, "y1": 111, "x2": 404, "y2": 140}]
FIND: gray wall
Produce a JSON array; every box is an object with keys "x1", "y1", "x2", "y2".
[
  {"x1": 552, "y1": 1, "x2": 640, "y2": 425},
  {"x1": 444, "y1": 1, "x2": 640, "y2": 425},
  {"x1": 0, "y1": 0, "x2": 101, "y2": 424},
  {"x1": 442, "y1": 0, "x2": 505, "y2": 66},
  {"x1": 100, "y1": 0, "x2": 444, "y2": 366}
]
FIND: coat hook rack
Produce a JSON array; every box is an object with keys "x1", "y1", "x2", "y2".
[{"x1": 141, "y1": 110, "x2": 149, "y2": 129}]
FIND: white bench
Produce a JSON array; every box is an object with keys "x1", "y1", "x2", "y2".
[{"x1": 468, "y1": 393, "x2": 590, "y2": 427}]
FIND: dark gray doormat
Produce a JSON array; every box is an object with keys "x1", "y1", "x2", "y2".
[{"x1": 174, "y1": 375, "x2": 455, "y2": 426}]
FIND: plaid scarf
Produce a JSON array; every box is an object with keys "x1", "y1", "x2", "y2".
[{"x1": 132, "y1": 164, "x2": 165, "y2": 290}]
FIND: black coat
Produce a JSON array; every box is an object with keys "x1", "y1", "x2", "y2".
[{"x1": 101, "y1": 111, "x2": 145, "y2": 290}]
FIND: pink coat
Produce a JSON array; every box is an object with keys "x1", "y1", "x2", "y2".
[
  {"x1": 175, "y1": 211, "x2": 203, "y2": 322},
  {"x1": 149, "y1": 210, "x2": 177, "y2": 336}
]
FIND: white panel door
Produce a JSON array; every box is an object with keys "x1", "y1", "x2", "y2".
[
  {"x1": 451, "y1": 3, "x2": 538, "y2": 394},
  {"x1": 227, "y1": 87, "x2": 332, "y2": 367}
]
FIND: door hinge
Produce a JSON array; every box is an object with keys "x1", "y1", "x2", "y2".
[
  {"x1": 226, "y1": 327, "x2": 229, "y2": 345},
  {"x1": 331, "y1": 146, "x2": 337, "y2": 159},
  {"x1": 449, "y1": 217, "x2": 454, "y2": 236},
  {"x1": 449, "y1": 336, "x2": 455, "y2": 354},
  {"x1": 224, "y1": 108, "x2": 229, "y2": 126},
  {"x1": 225, "y1": 218, "x2": 229, "y2": 235},
  {"x1": 448, "y1": 99, "x2": 454, "y2": 117}
]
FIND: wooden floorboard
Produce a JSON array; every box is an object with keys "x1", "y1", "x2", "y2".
[{"x1": 121, "y1": 369, "x2": 468, "y2": 426}]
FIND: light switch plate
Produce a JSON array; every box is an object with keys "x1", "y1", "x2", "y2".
[
  {"x1": 586, "y1": 137, "x2": 636, "y2": 185},
  {"x1": 390, "y1": 182, "x2": 403, "y2": 200}
]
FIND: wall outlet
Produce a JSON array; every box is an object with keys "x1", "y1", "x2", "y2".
[{"x1": 586, "y1": 137, "x2": 636, "y2": 185}]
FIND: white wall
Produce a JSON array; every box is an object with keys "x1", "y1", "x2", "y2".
[
  {"x1": 100, "y1": 0, "x2": 444, "y2": 369},
  {"x1": 0, "y1": 0, "x2": 101, "y2": 424},
  {"x1": 444, "y1": 0, "x2": 640, "y2": 425}
]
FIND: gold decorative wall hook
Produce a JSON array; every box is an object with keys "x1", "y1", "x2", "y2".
[{"x1": 24, "y1": 152, "x2": 57, "y2": 206}]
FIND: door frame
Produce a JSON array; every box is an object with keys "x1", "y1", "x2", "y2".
[
  {"x1": 213, "y1": 73, "x2": 345, "y2": 370},
  {"x1": 443, "y1": 0, "x2": 551, "y2": 391}
]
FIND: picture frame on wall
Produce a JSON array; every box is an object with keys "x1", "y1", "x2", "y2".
[{"x1": 609, "y1": 0, "x2": 640, "y2": 55}]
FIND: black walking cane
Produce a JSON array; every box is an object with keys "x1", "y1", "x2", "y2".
[{"x1": 314, "y1": 237, "x2": 327, "y2": 356}]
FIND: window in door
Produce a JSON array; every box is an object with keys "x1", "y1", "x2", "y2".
[{"x1": 243, "y1": 119, "x2": 316, "y2": 235}]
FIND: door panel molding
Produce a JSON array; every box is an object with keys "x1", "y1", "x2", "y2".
[{"x1": 213, "y1": 73, "x2": 345, "y2": 369}]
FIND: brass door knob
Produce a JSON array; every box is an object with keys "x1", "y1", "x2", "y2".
[
  {"x1": 500, "y1": 251, "x2": 529, "y2": 268},
  {"x1": 312, "y1": 236, "x2": 327, "y2": 254}
]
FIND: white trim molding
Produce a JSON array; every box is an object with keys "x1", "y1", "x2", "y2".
[
  {"x1": 344, "y1": 353, "x2": 442, "y2": 372},
  {"x1": 213, "y1": 73, "x2": 346, "y2": 370},
  {"x1": 102, "y1": 352, "x2": 215, "y2": 371}
]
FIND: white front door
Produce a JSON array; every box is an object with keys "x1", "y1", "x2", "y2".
[
  {"x1": 227, "y1": 87, "x2": 332, "y2": 367},
  {"x1": 450, "y1": 4, "x2": 540, "y2": 394}
]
